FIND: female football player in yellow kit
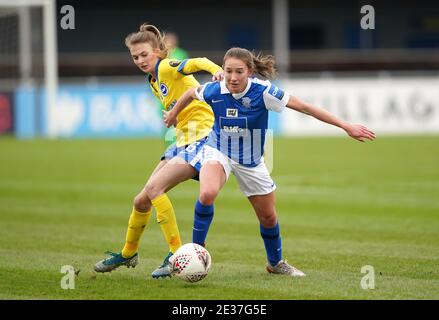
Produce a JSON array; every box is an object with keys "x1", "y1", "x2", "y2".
[{"x1": 94, "y1": 23, "x2": 223, "y2": 278}]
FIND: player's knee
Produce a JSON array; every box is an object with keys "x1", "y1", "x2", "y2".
[
  {"x1": 199, "y1": 189, "x2": 218, "y2": 206},
  {"x1": 144, "y1": 182, "x2": 163, "y2": 201},
  {"x1": 259, "y1": 214, "x2": 277, "y2": 228},
  {"x1": 133, "y1": 193, "x2": 150, "y2": 212}
]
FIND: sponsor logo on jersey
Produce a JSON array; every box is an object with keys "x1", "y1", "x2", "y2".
[
  {"x1": 167, "y1": 99, "x2": 177, "y2": 110},
  {"x1": 223, "y1": 126, "x2": 245, "y2": 133},
  {"x1": 219, "y1": 117, "x2": 248, "y2": 137},
  {"x1": 226, "y1": 109, "x2": 238, "y2": 117},
  {"x1": 160, "y1": 83, "x2": 169, "y2": 96}
]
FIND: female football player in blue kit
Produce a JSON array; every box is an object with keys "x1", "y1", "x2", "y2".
[
  {"x1": 164, "y1": 47, "x2": 376, "y2": 276},
  {"x1": 93, "y1": 23, "x2": 224, "y2": 278}
]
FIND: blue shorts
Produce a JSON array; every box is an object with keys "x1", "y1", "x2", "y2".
[{"x1": 160, "y1": 137, "x2": 207, "y2": 180}]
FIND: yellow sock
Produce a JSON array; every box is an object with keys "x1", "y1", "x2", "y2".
[
  {"x1": 121, "y1": 207, "x2": 152, "y2": 258},
  {"x1": 151, "y1": 194, "x2": 182, "y2": 253}
]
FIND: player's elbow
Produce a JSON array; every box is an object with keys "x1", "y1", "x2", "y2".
[{"x1": 187, "y1": 87, "x2": 197, "y2": 99}]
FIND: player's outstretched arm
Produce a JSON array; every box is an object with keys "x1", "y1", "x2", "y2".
[
  {"x1": 179, "y1": 58, "x2": 224, "y2": 81},
  {"x1": 163, "y1": 87, "x2": 198, "y2": 128},
  {"x1": 286, "y1": 96, "x2": 376, "y2": 142}
]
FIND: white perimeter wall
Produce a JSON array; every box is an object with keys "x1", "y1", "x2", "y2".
[{"x1": 279, "y1": 77, "x2": 439, "y2": 136}]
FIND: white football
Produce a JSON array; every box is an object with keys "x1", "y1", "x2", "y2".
[{"x1": 170, "y1": 243, "x2": 211, "y2": 283}]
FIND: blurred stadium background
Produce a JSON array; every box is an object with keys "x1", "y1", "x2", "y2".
[
  {"x1": 0, "y1": 0, "x2": 438, "y2": 300},
  {"x1": 1, "y1": 0, "x2": 438, "y2": 139}
]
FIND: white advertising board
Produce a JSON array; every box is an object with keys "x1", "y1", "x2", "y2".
[{"x1": 279, "y1": 77, "x2": 439, "y2": 135}]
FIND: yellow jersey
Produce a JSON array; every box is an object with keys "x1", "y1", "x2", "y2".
[{"x1": 148, "y1": 57, "x2": 221, "y2": 147}]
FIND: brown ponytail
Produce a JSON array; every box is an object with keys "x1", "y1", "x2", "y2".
[
  {"x1": 125, "y1": 23, "x2": 169, "y2": 59},
  {"x1": 223, "y1": 47, "x2": 278, "y2": 79}
]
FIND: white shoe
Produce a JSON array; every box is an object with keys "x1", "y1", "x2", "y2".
[{"x1": 266, "y1": 260, "x2": 306, "y2": 277}]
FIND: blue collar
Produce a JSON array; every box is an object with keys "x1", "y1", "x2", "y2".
[
  {"x1": 147, "y1": 58, "x2": 162, "y2": 84},
  {"x1": 154, "y1": 58, "x2": 162, "y2": 82}
]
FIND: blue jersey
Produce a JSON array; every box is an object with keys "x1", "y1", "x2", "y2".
[{"x1": 195, "y1": 78, "x2": 289, "y2": 167}]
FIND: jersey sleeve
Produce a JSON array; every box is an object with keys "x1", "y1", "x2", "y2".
[
  {"x1": 262, "y1": 81, "x2": 290, "y2": 113},
  {"x1": 178, "y1": 57, "x2": 222, "y2": 76},
  {"x1": 194, "y1": 81, "x2": 216, "y2": 105}
]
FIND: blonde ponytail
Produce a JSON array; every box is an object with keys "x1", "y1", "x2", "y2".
[{"x1": 125, "y1": 23, "x2": 168, "y2": 58}]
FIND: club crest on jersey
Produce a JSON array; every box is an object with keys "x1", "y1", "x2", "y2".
[
  {"x1": 160, "y1": 83, "x2": 169, "y2": 96},
  {"x1": 242, "y1": 97, "x2": 251, "y2": 108},
  {"x1": 226, "y1": 109, "x2": 238, "y2": 117}
]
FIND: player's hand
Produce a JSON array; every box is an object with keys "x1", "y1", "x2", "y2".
[
  {"x1": 344, "y1": 123, "x2": 376, "y2": 142},
  {"x1": 212, "y1": 70, "x2": 224, "y2": 82},
  {"x1": 163, "y1": 110, "x2": 177, "y2": 128}
]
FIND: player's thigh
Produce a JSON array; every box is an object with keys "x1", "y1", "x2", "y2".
[
  {"x1": 199, "y1": 145, "x2": 230, "y2": 197},
  {"x1": 199, "y1": 161, "x2": 227, "y2": 197},
  {"x1": 233, "y1": 160, "x2": 276, "y2": 199},
  {"x1": 134, "y1": 160, "x2": 169, "y2": 209},
  {"x1": 146, "y1": 137, "x2": 206, "y2": 194},
  {"x1": 247, "y1": 192, "x2": 278, "y2": 227},
  {"x1": 146, "y1": 159, "x2": 169, "y2": 185},
  {"x1": 147, "y1": 157, "x2": 197, "y2": 195}
]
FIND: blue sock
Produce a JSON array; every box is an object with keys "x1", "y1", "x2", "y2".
[
  {"x1": 192, "y1": 199, "x2": 214, "y2": 246},
  {"x1": 260, "y1": 223, "x2": 282, "y2": 267}
]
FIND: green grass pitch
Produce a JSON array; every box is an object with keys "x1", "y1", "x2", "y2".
[{"x1": 0, "y1": 136, "x2": 438, "y2": 299}]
